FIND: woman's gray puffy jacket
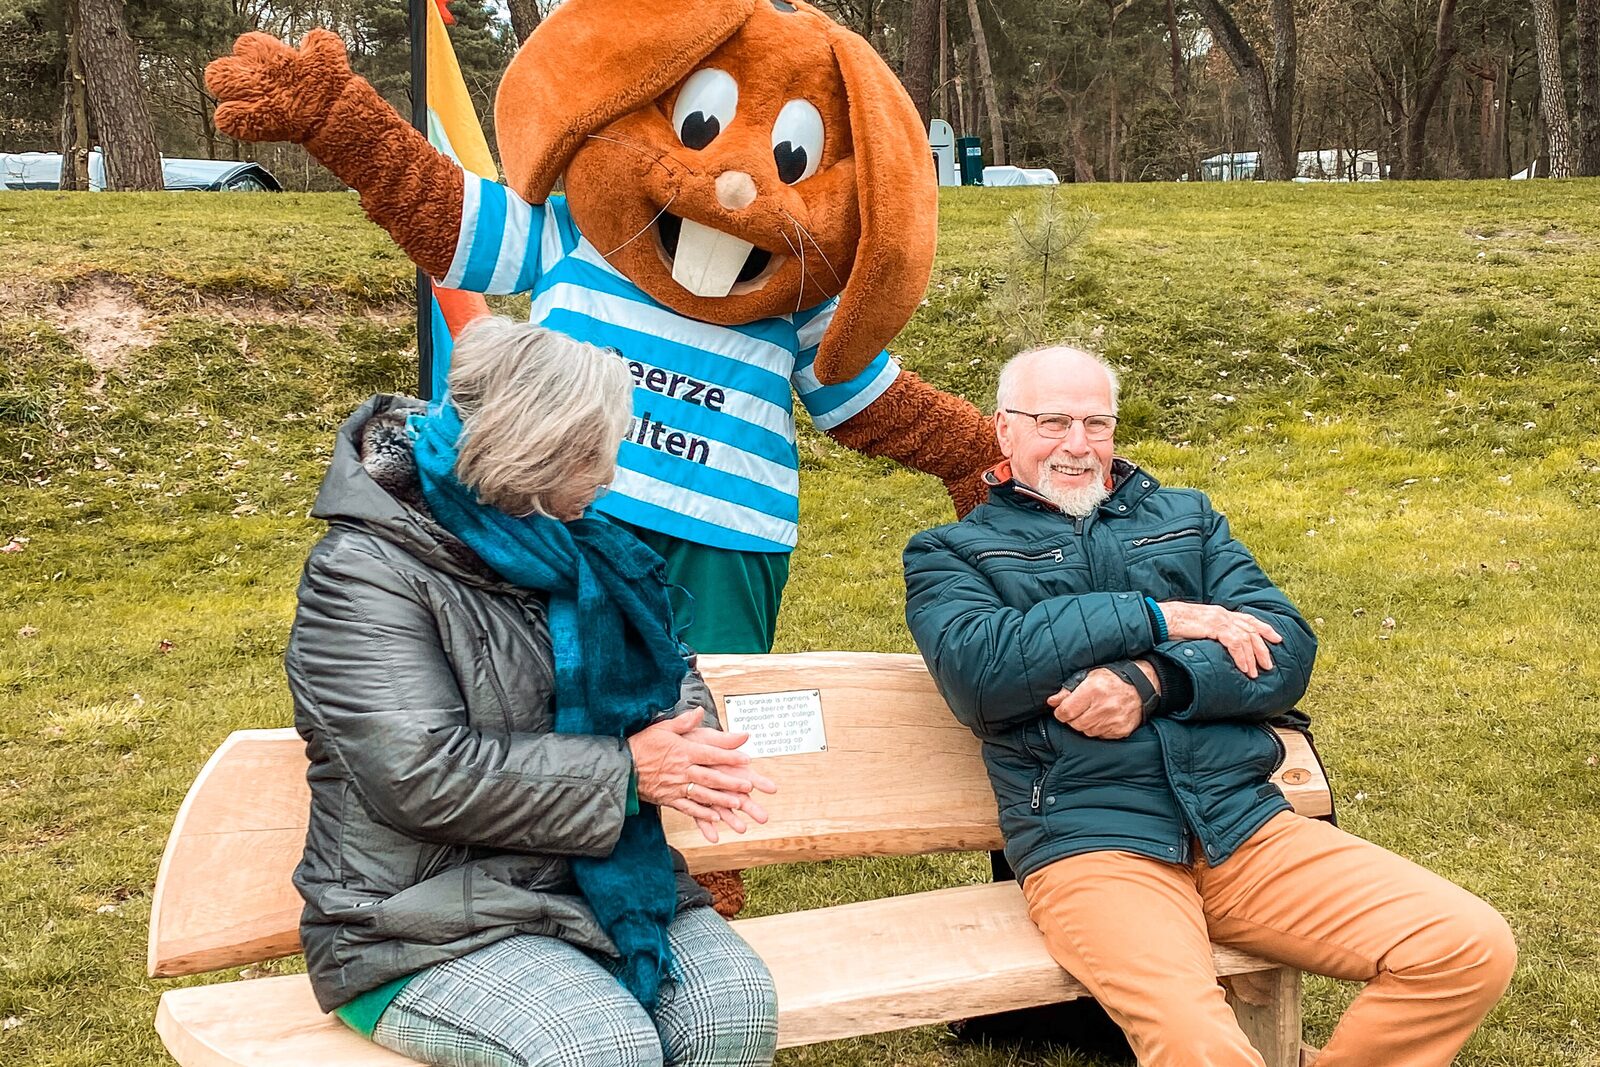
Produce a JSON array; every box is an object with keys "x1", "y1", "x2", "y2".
[{"x1": 286, "y1": 395, "x2": 711, "y2": 1013}]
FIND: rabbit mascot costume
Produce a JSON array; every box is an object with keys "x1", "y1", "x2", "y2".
[{"x1": 207, "y1": 0, "x2": 1000, "y2": 913}]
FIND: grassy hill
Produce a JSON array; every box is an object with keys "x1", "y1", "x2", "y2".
[{"x1": 2, "y1": 182, "x2": 1598, "y2": 1066}]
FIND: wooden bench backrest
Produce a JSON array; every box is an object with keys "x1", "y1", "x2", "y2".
[{"x1": 147, "y1": 652, "x2": 1330, "y2": 979}]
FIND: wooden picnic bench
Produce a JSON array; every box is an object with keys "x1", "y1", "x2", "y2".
[{"x1": 149, "y1": 652, "x2": 1331, "y2": 1066}]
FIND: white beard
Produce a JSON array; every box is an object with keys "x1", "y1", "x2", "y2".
[{"x1": 1033, "y1": 458, "x2": 1111, "y2": 518}]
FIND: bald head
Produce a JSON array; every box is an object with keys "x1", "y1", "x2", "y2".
[
  {"x1": 995, "y1": 346, "x2": 1120, "y2": 415},
  {"x1": 992, "y1": 344, "x2": 1121, "y2": 517}
]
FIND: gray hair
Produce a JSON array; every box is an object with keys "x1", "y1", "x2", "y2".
[
  {"x1": 447, "y1": 317, "x2": 632, "y2": 518},
  {"x1": 994, "y1": 345, "x2": 1121, "y2": 414}
]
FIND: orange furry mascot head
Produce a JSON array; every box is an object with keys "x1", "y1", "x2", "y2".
[{"x1": 495, "y1": 0, "x2": 936, "y2": 384}]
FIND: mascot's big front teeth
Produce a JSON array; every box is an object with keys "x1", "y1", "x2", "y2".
[{"x1": 659, "y1": 214, "x2": 773, "y2": 298}]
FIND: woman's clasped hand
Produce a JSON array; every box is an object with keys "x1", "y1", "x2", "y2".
[{"x1": 628, "y1": 707, "x2": 778, "y2": 843}]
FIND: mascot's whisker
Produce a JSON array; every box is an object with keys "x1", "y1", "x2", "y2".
[
  {"x1": 584, "y1": 133, "x2": 677, "y2": 176},
  {"x1": 780, "y1": 209, "x2": 843, "y2": 287},
  {"x1": 600, "y1": 194, "x2": 678, "y2": 259},
  {"x1": 777, "y1": 229, "x2": 806, "y2": 312}
]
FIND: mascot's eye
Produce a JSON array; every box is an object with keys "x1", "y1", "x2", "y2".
[
  {"x1": 771, "y1": 99, "x2": 824, "y2": 184},
  {"x1": 672, "y1": 68, "x2": 739, "y2": 151}
]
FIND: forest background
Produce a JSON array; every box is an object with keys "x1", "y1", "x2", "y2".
[{"x1": 6, "y1": 0, "x2": 1600, "y2": 191}]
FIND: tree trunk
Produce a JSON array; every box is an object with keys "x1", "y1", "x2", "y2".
[
  {"x1": 1267, "y1": 0, "x2": 1297, "y2": 172},
  {"x1": 903, "y1": 0, "x2": 940, "y2": 127},
  {"x1": 1193, "y1": 0, "x2": 1295, "y2": 178},
  {"x1": 964, "y1": 0, "x2": 1006, "y2": 164},
  {"x1": 1071, "y1": 118, "x2": 1097, "y2": 181},
  {"x1": 1104, "y1": 0, "x2": 1134, "y2": 180},
  {"x1": 938, "y1": 0, "x2": 952, "y2": 122},
  {"x1": 1400, "y1": 0, "x2": 1459, "y2": 179},
  {"x1": 1444, "y1": 77, "x2": 1462, "y2": 174},
  {"x1": 73, "y1": 0, "x2": 163, "y2": 191},
  {"x1": 1497, "y1": 54, "x2": 1513, "y2": 175},
  {"x1": 1576, "y1": 0, "x2": 1600, "y2": 174},
  {"x1": 1532, "y1": 0, "x2": 1575, "y2": 176},
  {"x1": 959, "y1": 41, "x2": 975, "y2": 137},
  {"x1": 1165, "y1": 0, "x2": 1186, "y2": 108},
  {"x1": 59, "y1": 0, "x2": 93, "y2": 191},
  {"x1": 1478, "y1": 73, "x2": 1496, "y2": 176},
  {"x1": 506, "y1": 0, "x2": 543, "y2": 44},
  {"x1": 1107, "y1": 78, "x2": 1120, "y2": 179},
  {"x1": 1529, "y1": 87, "x2": 1548, "y2": 174}
]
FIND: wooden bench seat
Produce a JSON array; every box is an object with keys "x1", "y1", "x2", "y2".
[{"x1": 150, "y1": 653, "x2": 1331, "y2": 1066}]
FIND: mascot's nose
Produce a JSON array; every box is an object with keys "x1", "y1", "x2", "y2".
[{"x1": 715, "y1": 171, "x2": 758, "y2": 211}]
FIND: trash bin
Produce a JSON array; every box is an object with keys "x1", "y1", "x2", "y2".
[{"x1": 957, "y1": 136, "x2": 985, "y2": 185}]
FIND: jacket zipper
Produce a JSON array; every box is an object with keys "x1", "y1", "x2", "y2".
[
  {"x1": 1076, "y1": 514, "x2": 1101, "y2": 588},
  {"x1": 1258, "y1": 723, "x2": 1288, "y2": 771},
  {"x1": 480, "y1": 634, "x2": 517, "y2": 733},
  {"x1": 1030, "y1": 776, "x2": 1044, "y2": 812},
  {"x1": 1130, "y1": 527, "x2": 1203, "y2": 547},
  {"x1": 974, "y1": 547, "x2": 1064, "y2": 563}
]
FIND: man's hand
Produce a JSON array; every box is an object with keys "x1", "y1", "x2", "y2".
[
  {"x1": 1047, "y1": 661, "x2": 1159, "y2": 740},
  {"x1": 1157, "y1": 601, "x2": 1283, "y2": 679}
]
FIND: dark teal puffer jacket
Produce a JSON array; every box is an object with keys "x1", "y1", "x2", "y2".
[{"x1": 903, "y1": 460, "x2": 1318, "y2": 880}]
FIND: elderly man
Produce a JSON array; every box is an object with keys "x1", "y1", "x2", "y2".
[{"x1": 903, "y1": 346, "x2": 1515, "y2": 1067}]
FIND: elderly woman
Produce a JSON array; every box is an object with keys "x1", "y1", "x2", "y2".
[{"x1": 285, "y1": 317, "x2": 779, "y2": 1067}]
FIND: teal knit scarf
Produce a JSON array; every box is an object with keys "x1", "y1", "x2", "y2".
[{"x1": 410, "y1": 401, "x2": 687, "y2": 1008}]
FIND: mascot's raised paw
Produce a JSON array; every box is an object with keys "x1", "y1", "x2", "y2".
[{"x1": 205, "y1": 29, "x2": 354, "y2": 146}]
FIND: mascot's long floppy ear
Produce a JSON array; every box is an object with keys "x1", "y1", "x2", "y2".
[
  {"x1": 496, "y1": 0, "x2": 757, "y2": 200},
  {"x1": 814, "y1": 22, "x2": 940, "y2": 386}
]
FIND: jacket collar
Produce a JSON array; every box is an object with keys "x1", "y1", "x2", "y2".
[
  {"x1": 981, "y1": 457, "x2": 1159, "y2": 515},
  {"x1": 310, "y1": 395, "x2": 521, "y2": 593}
]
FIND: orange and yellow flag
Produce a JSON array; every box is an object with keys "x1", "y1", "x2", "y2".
[{"x1": 421, "y1": 0, "x2": 494, "y2": 398}]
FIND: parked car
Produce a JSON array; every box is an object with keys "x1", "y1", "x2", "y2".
[{"x1": 0, "y1": 151, "x2": 282, "y2": 191}]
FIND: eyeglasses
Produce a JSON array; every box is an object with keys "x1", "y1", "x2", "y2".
[{"x1": 1004, "y1": 409, "x2": 1118, "y2": 441}]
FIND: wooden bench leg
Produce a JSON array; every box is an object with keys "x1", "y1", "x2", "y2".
[{"x1": 1226, "y1": 967, "x2": 1302, "y2": 1067}]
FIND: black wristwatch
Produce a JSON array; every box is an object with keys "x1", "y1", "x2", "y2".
[{"x1": 1101, "y1": 659, "x2": 1160, "y2": 720}]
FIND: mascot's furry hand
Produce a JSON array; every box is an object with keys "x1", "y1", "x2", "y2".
[
  {"x1": 207, "y1": 30, "x2": 464, "y2": 279},
  {"x1": 207, "y1": 30, "x2": 354, "y2": 146},
  {"x1": 695, "y1": 870, "x2": 747, "y2": 919}
]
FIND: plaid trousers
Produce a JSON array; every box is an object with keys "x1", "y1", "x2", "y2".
[{"x1": 371, "y1": 905, "x2": 778, "y2": 1067}]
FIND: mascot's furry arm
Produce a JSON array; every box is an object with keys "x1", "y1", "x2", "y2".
[
  {"x1": 831, "y1": 375, "x2": 996, "y2": 518},
  {"x1": 207, "y1": 31, "x2": 463, "y2": 277}
]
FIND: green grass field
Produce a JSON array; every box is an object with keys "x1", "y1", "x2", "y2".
[{"x1": 2, "y1": 182, "x2": 1598, "y2": 1066}]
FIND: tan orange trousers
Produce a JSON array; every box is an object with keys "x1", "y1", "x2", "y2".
[{"x1": 1021, "y1": 812, "x2": 1516, "y2": 1067}]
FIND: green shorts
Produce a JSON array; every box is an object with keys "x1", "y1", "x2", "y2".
[{"x1": 616, "y1": 521, "x2": 790, "y2": 655}]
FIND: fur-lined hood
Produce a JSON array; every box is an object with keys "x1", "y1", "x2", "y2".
[{"x1": 308, "y1": 394, "x2": 503, "y2": 588}]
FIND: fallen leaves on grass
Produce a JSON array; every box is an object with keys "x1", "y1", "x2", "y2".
[{"x1": 17, "y1": 625, "x2": 39, "y2": 638}]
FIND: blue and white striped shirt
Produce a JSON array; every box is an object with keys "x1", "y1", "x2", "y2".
[{"x1": 439, "y1": 176, "x2": 899, "y2": 552}]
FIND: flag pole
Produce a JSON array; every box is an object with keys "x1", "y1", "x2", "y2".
[{"x1": 409, "y1": 0, "x2": 433, "y2": 400}]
